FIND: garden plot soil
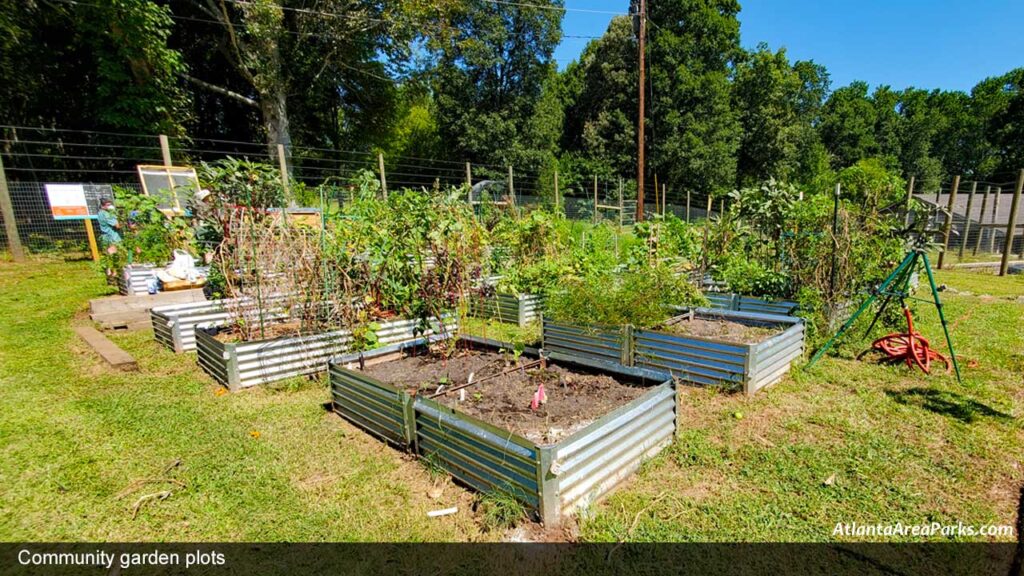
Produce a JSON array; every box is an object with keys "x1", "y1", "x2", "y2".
[
  {"x1": 361, "y1": 351, "x2": 647, "y2": 444},
  {"x1": 212, "y1": 321, "x2": 311, "y2": 343},
  {"x1": 659, "y1": 314, "x2": 782, "y2": 344}
]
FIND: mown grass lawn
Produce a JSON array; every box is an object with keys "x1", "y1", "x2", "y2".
[{"x1": 1, "y1": 259, "x2": 1021, "y2": 542}]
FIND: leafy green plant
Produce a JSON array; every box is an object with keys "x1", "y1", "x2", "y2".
[
  {"x1": 546, "y1": 264, "x2": 705, "y2": 328},
  {"x1": 99, "y1": 186, "x2": 193, "y2": 273},
  {"x1": 477, "y1": 487, "x2": 527, "y2": 531}
]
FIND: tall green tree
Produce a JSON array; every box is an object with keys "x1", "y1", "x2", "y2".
[
  {"x1": 732, "y1": 45, "x2": 828, "y2": 186},
  {"x1": 0, "y1": 0, "x2": 187, "y2": 135},
  {"x1": 818, "y1": 81, "x2": 879, "y2": 168},
  {"x1": 429, "y1": 0, "x2": 563, "y2": 172},
  {"x1": 648, "y1": 0, "x2": 742, "y2": 195},
  {"x1": 559, "y1": 16, "x2": 637, "y2": 182}
]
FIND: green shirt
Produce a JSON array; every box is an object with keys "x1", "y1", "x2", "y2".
[{"x1": 97, "y1": 208, "x2": 121, "y2": 244}]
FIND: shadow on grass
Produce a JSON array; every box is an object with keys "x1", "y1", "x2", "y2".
[{"x1": 885, "y1": 387, "x2": 1014, "y2": 424}]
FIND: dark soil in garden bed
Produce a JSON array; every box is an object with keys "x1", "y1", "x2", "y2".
[
  {"x1": 658, "y1": 313, "x2": 782, "y2": 344},
  {"x1": 361, "y1": 350, "x2": 647, "y2": 444},
  {"x1": 211, "y1": 321, "x2": 313, "y2": 343}
]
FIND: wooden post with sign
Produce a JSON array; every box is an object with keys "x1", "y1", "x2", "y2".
[{"x1": 84, "y1": 218, "x2": 100, "y2": 261}]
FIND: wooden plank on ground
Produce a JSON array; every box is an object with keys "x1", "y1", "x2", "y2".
[{"x1": 74, "y1": 326, "x2": 138, "y2": 371}]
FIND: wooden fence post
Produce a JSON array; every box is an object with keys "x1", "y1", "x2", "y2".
[
  {"x1": 592, "y1": 175, "x2": 598, "y2": 224},
  {"x1": 999, "y1": 170, "x2": 1023, "y2": 276},
  {"x1": 276, "y1": 144, "x2": 291, "y2": 204},
  {"x1": 377, "y1": 152, "x2": 387, "y2": 200},
  {"x1": 991, "y1": 187, "x2": 1002, "y2": 252},
  {"x1": 507, "y1": 165, "x2": 515, "y2": 207},
  {"x1": 618, "y1": 177, "x2": 624, "y2": 227},
  {"x1": 974, "y1": 186, "x2": 991, "y2": 255},
  {"x1": 686, "y1": 190, "x2": 691, "y2": 221},
  {"x1": 937, "y1": 175, "x2": 960, "y2": 269},
  {"x1": 465, "y1": 162, "x2": 472, "y2": 203},
  {"x1": 705, "y1": 194, "x2": 712, "y2": 219},
  {"x1": 159, "y1": 134, "x2": 173, "y2": 166},
  {"x1": 0, "y1": 154, "x2": 25, "y2": 261},
  {"x1": 553, "y1": 170, "x2": 559, "y2": 211},
  {"x1": 958, "y1": 181, "x2": 977, "y2": 259},
  {"x1": 904, "y1": 175, "x2": 915, "y2": 227}
]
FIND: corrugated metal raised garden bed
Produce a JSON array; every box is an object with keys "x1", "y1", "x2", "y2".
[
  {"x1": 328, "y1": 336, "x2": 675, "y2": 526},
  {"x1": 467, "y1": 292, "x2": 544, "y2": 327},
  {"x1": 543, "y1": 307, "x2": 805, "y2": 395},
  {"x1": 151, "y1": 295, "x2": 290, "y2": 353},
  {"x1": 118, "y1": 264, "x2": 159, "y2": 295},
  {"x1": 196, "y1": 314, "x2": 457, "y2": 391},
  {"x1": 702, "y1": 292, "x2": 798, "y2": 316}
]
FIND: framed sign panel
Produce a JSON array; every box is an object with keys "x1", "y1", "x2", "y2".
[{"x1": 137, "y1": 165, "x2": 200, "y2": 214}]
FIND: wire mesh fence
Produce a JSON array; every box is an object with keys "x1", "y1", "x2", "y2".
[{"x1": 2, "y1": 126, "x2": 1021, "y2": 263}]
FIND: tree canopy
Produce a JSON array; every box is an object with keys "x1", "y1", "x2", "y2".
[{"x1": 1, "y1": 0, "x2": 1021, "y2": 192}]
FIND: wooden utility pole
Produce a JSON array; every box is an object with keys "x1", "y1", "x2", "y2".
[
  {"x1": 937, "y1": 175, "x2": 960, "y2": 269},
  {"x1": 958, "y1": 181, "x2": 977, "y2": 259},
  {"x1": 635, "y1": 0, "x2": 647, "y2": 223},
  {"x1": 377, "y1": 153, "x2": 387, "y2": 199},
  {"x1": 0, "y1": 154, "x2": 25, "y2": 261},
  {"x1": 999, "y1": 170, "x2": 1023, "y2": 276},
  {"x1": 974, "y1": 186, "x2": 991, "y2": 255}
]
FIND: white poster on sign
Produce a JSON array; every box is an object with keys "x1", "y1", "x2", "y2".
[{"x1": 45, "y1": 184, "x2": 90, "y2": 220}]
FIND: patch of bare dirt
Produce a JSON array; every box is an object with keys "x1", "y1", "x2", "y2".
[{"x1": 361, "y1": 351, "x2": 647, "y2": 444}]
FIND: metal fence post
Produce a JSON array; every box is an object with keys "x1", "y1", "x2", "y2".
[
  {"x1": 0, "y1": 153, "x2": 25, "y2": 261},
  {"x1": 1000, "y1": 170, "x2": 1023, "y2": 276},
  {"x1": 937, "y1": 175, "x2": 960, "y2": 269}
]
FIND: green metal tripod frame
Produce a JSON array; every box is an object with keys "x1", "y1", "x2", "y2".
[{"x1": 806, "y1": 248, "x2": 962, "y2": 383}]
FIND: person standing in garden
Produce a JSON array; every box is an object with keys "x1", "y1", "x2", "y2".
[{"x1": 97, "y1": 198, "x2": 122, "y2": 252}]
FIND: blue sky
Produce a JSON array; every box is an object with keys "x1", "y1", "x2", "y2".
[{"x1": 553, "y1": 0, "x2": 1024, "y2": 92}]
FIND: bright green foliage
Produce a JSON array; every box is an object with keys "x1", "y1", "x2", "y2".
[
  {"x1": 100, "y1": 186, "x2": 194, "y2": 272},
  {"x1": 198, "y1": 158, "x2": 287, "y2": 209},
  {"x1": 837, "y1": 158, "x2": 906, "y2": 211},
  {"x1": 546, "y1": 265, "x2": 704, "y2": 329}
]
